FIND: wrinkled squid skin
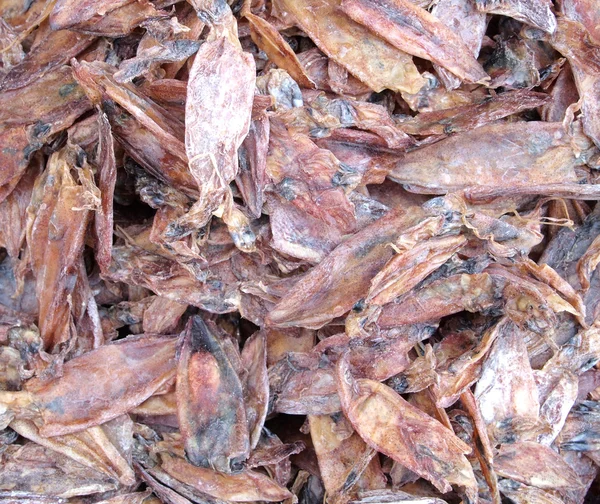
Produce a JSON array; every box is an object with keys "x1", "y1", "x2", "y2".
[{"x1": 176, "y1": 316, "x2": 249, "y2": 472}]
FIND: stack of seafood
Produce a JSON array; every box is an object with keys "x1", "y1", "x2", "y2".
[{"x1": 1, "y1": 0, "x2": 600, "y2": 502}]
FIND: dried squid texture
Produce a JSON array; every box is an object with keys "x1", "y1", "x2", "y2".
[
  {"x1": 106, "y1": 245, "x2": 240, "y2": 313},
  {"x1": 397, "y1": 90, "x2": 550, "y2": 136},
  {"x1": 271, "y1": 0, "x2": 425, "y2": 94},
  {"x1": 236, "y1": 100, "x2": 270, "y2": 218},
  {"x1": 432, "y1": 317, "x2": 509, "y2": 408},
  {"x1": 114, "y1": 40, "x2": 201, "y2": 84},
  {"x1": 94, "y1": 112, "x2": 117, "y2": 274},
  {"x1": 269, "y1": 326, "x2": 425, "y2": 415},
  {"x1": 244, "y1": 11, "x2": 314, "y2": 90},
  {"x1": 269, "y1": 352, "x2": 341, "y2": 415},
  {"x1": 474, "y1": 0, "x2": 556, "y2": 33},
  {"x1": 0, "y1": 162, "x2": 40, "y2": 259},
  {"x1": 176, "y1": 316, "x2": 249, "y2": 472},
  {"x1": 70, "y1": 60, "x2": 197, "y2": 196},
  {"x1": 349, "y1": 490, "x2": 449, "y2": 504},
  {"x1": 557, "y1": 401, "x2": 600, "y2": 454},
  {"x1": 540, "y1": 206, "x2": 600, "y2": 325},
  {"x1": 430, "y1": 0, "x2": 487, "y2": 90},
  {"x1": 160, "y1": 453, "x2": 293, "y2": 502},
  {"x1": 268, "y1": 195, "x2": 343, "y2": 264},
  {"x1": 184, "y1": 33, "x2": 256, "y2": 242},
  {"x1": 50, "y1": 0, "x2": 167, "y2": 37},
  {"x1": 378, "y1": 272, "x2": 500, "y2": 327},
  {"x1": 0, "y1": 66, "x2": 91, "y2": 201},
  {"x1": 339, "y1": 0, "x2": 488, "y2": 84},
  {"x1": 298, "y1": 94, "x2": 413, "y2": 150},
  {"x1": 309, "y1": 414, "x2": 386, "y2": 501},
  {"x1": 0, "y1": 25, "x2": 95, "y2": 92},
  {"x1": 0, "y1": 442, "x2": 117, "y2": 499},
  {"x1": 10, "y1": 418, "x2": 135, "y2": 486},
  {"x1": 240, "y1": 331, "x2": 269, "y2": 450},
  {"x1": 389, "y1": 121, "x2": 581, "y2": 194},
  {"x1": 25, "y1": 150, "x2": 95, "y2": 351},
  {"x1": 497, "y1": 479, "x2": 564, "y2": 504},
  {"x1": 551, "y1": 18, "x2": 600, "y2": 149},
  {"x1": 24, "y1": 334, "x2": 178, "y2": 436},
  {"x1": 534, "y1": 326, "x2": 600, "y2": 430},
  {"x1": 336, "y1": 357, "x2": 477, "y2": 499},
  {"x1": 561, "y1": 0, "x2": 600, "y2": 45},
  {"x1": 267, "y1": 206, "x2": 447, "y2": 329},
  {"x1": 266, "y1": 119, "x2": 356, "y2": 233},
  {"x1": 0, "y1": 17, "x2": 24, "y2": 69},
  {"x1": 366, "y1": 234, "x2": 467, "y2": 307},
  {"x1": 474, "y1": 320, "x2": 540, "y2": 444},
  {"x1": 494, "y1": 441, "x2": 583, "y2": 491}
]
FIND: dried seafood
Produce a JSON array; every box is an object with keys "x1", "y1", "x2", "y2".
[{"x1": 1, "y1": 0, "x2": 600, "y2": 503}]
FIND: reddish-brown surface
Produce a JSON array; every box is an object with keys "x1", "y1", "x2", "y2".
[{"x1": 1, "y1": 0, "x2": 600, "y2": 503}]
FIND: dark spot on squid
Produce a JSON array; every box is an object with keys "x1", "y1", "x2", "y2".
[
  {"x1": 388, "y1": 374, "x2": 409, "y2": 394},
  {"x1": 353, "y1": 299, "x2": 366, "y2": 312},
  {"x1": 330, "y1": 412, "x2": 343, "y2": 423},
  {"x1": 58, "y1": 82, "x2": 78, "y2": 97},
  {"x1": 23, "y1": 143, "x2": 38, "y2": 160},
  {"x1": 46, "y1": 397, "x2": 65, "y2": 414},
  {"x1": 309, "y1": 127, "x2": 330, "y2": 138},
  {"x1": 165, "y1": 223, "x2": 190, "y2": 239},
  {"x1": 32, "y1": 122, "x2": 51, "y2": 139},
  {"x1": 229, "y1": 456, "x2": 246, "y2": 473},
  {"x1": 231, "y1": 227, "x2": 256, "y2": 252},
  {"x1": 276, "y1": 177, "x2": 297, "y2": 201},
  {"x1": 76, "y1": 149, "x2": 87, "y2": 167}
]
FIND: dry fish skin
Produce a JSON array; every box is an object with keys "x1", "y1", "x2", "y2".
[
  {"x1": 24, "y1": 335, "x2": 178, "y2": 436},
  {"x1": 388, "y1": 122, "x2": 581, "y2": 194},
  {"x1": 340, "y1": 0, "x2": 489, "y2": 84},
  {"x1": 336, "y1": 357, "x2": 478, "y2": 499},
  {"x1": 272, "y1": 0, "x2": 425, "y2": 94},
  {"x1": 176, "y1": 316, "x2": 249, "y2": 472}
]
